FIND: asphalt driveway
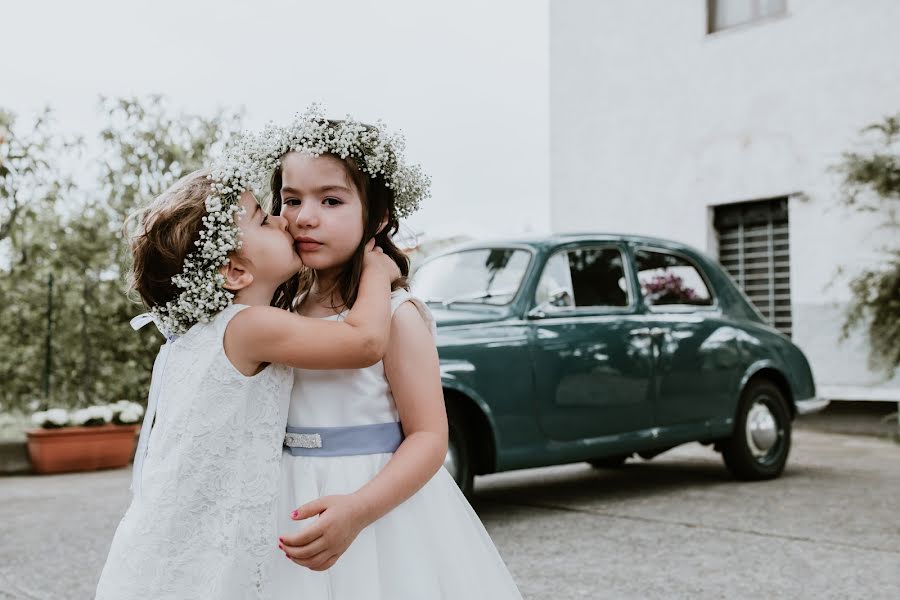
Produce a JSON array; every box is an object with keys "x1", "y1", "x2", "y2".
[{"x1": 1, "y1": 428, "x2": 898, "y2": 599}]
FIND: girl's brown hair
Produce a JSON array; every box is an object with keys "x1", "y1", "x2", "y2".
[
  {"x1": 270, "y1": 148, "x2": 409, "y2": 312},
  {"x1": 127, "y1": 169, "x2": 213, "y2": 309}
]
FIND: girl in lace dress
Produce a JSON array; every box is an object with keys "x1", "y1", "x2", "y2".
[
  {"x1": 268, "y1": 111, "x2": 522, "y2": 599},
  {"x1": 94, "y1": 168, "x2": 400, "y2": 600}
]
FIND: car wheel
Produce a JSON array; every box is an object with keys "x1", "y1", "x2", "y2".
[
  {"x1": 444, "y1": 403, "x2": 475, "y2": 496},
  {"x1": 721, "y1": 379, "x2": 792, "y2": 480},
  {"x1": 588, "y1": 454, "x2": 629, "y2": 469}
]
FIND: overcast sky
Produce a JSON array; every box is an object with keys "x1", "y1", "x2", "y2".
[{"x1": 3, "y1": 0, "x2": 550, "y2": 240}]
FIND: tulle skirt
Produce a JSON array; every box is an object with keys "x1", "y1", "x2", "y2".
[{"x1": 270, "y1": 451, "x2": 523, "y2": 599}]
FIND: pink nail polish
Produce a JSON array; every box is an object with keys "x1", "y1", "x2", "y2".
[{"x1": 291, "y1": 511, "x2": 298, "y2": 518}]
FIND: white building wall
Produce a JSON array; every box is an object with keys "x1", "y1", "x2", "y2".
[{"x1": 550, "y1": 0, "x2": 900, "y2": 400}]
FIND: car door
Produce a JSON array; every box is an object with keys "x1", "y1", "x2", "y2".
[
  {"x1": 631, "y1": 246, "x2": 741, "y2": 428},
  {"x1": 527, "y1": 243, "x2": 656, "y2": 441}
]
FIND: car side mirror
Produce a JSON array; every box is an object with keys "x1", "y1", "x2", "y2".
[
  {"x1": 527, "y1": 304, "x2": 549, "y2": 319},
  {"x1": 548, "y1": 288, "x2": 573, "y2": 307},
  {"x1": 528, "y1": 288, "x2": 573, "y2": 319}
]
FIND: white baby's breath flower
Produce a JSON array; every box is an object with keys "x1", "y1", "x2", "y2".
[{"x1": 204, "y1": 196, "x2": 222, "y2": 213}]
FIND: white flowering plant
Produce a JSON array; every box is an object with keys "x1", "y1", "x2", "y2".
[
  {"x1": 148, "y1": 103, "x2": 430, "y2": 336},
  {"x1": 30, "y1": 408, "x2": 71, "y2": 429},
  {"x1": 71, "y1": 405, "x2": 114, "y2": 427},
  {"x1": 110, "y1": 400, "x2": 145, "y2": 425},
  {"x1": 30, "y1": 402, "x2": 144, "y2": 429}
]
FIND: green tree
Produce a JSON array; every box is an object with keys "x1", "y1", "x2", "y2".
[
  {"x1": 835, "y1": 115, "x2": 900, "y2": 377},
  {"x1": 0, "y1": 110, "x2": 78, "y2": 410},
  {"x1": 0, "y1": 108, "x2": 76, "y2": 243},
  {"x1": 0, "y1": 97, "x2": 242, "y2": 413}
]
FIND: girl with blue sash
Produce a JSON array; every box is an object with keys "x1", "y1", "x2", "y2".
[{"x1": 269, "y1": 108, "x2": 522, "y2": 599}]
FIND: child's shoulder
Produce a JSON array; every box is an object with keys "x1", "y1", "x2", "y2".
[
  {"x1": 171, "y1": 304, "x2": 248, "y2": 349},
  {"x1": 390, "y1": 289, "x2": 436, "y2": 337},
  {"x1": 220, "y1": 304, "x2": 291, "y2": 348},
  {"x1": 210, "y1": 303, "x2": 254, "y2": 336},
  {"x1": 389, "y1": 288, "x2": 413, "y2": 313}
]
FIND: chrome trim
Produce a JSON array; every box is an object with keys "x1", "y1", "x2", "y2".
[
  {"x1": 796, "y1": 396, "x2": 830, "y2": 415},
  {"x1": 439, "y1": 362, "x2": 476, "y2": 375},
  {"x1": 746, "y1": 401, "x2": 778, "y2": 457}
]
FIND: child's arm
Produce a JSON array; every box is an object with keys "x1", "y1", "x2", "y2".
[
  {"x1": 225, "y1": 245, "x2": 399, "y2": 372},
  {"x1": 279, "y1": 302, "x2": 445, "y2": 571}
]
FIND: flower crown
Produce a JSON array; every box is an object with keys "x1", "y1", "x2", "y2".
[
  {"x1": 148, "y1": 105, "x2": 430, "y2": 336},
  {"x1": 259, "y1": 104, "x2": 431, "y2": 218}
]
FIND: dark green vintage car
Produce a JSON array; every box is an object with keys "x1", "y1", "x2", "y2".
[{"x1": 410, "y1": 234, "x2": 826, "y2": 495}]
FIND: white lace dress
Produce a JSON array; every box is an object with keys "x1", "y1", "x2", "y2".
[
  {"x1": 95, "y1": 305, "x2": 293, "y2": 600},
  {"x1": 271, "y1": 290, "x2": 523, "y2": 599}
]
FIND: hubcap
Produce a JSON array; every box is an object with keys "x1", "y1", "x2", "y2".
[
  {"x1": 443, "y1": 441, "x2": 460, "y2": 482},
  {"x1": 746, "y1": 400, "x2": 779, "y2": 459}
]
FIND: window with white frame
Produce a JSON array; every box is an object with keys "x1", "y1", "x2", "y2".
[
  {"x1": 714, "y1": 197, "x2": 792, "y2": 336},
  {"x1": 707, "y1": 0, "x2": 786, "y2": 33}
]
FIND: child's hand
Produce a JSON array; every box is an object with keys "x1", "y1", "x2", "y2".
[
  {"x1": 363, "y1": 239, "x2": 401, "y2": 283},
  {"x1": 278, "y1": 494, "x2": 371, "y2": 571}
]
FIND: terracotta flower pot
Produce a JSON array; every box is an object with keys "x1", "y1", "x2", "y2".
[{"x1": 25, "y1": 424, "x2": 139, "y2": 475}]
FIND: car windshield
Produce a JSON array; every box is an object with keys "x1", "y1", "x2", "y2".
[{"x1": 411, "y1": 248, "x2": 531, "y2": 306}]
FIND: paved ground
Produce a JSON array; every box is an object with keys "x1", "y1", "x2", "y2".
[
  {"x1": 793, "y1": 400, "x2": 898, "y2": 439},
  {"x1": 1, "y1": 428, "x2": 898, "y2": 599}
]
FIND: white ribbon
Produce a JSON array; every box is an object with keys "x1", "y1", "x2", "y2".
[{"x1": 129, "y1": 313, "x2": 177, "y2": 500}]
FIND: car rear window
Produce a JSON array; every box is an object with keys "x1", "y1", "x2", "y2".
[{"x1": 634, "y1": 249, "x2": 713, "y2": 307}]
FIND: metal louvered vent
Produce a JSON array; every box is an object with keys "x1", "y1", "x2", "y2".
[{"x1": 714, "y1": 197, "x2": 792, "y2": 337}]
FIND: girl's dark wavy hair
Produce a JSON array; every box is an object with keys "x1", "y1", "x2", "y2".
[{"x1": 270, "y1": 149, "x2": 409, "y2": 312}]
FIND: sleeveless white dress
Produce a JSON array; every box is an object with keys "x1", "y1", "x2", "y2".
[
  {"x1": 95, "y1": 305, "x2": 293, "y2": 600},
  {"x1": 271, "y1": 290, "x2": 522, "y2": 599}
]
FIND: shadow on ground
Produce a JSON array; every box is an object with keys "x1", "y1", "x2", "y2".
[{"x1": 469, "y1": 453, "x2": 835, "y2": 518}]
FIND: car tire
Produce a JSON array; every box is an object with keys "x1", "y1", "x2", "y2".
[
  {"x1": 445, "y1": 402, "x2": 475, "y2": 496},
  {"x1": 588, "y1": 454, "x2": 629, "y2": 469},
  {"x1": 721, "y1": 379, "x2": 792, "y2": 480}
]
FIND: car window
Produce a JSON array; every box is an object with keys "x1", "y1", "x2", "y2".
[
  {"x1": 411, "y1": 248, "x2": 530, "y2": 306},
  {"x1": 634, "y1": 249, "x2": 713, "y2": 308},
  {"x1": 535, "y1": 246, "x2": 629, "y2": 309}
]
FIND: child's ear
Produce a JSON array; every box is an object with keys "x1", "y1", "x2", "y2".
[{"x1": 220, "y1": 257, "x2": 254, "y2": 292}]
